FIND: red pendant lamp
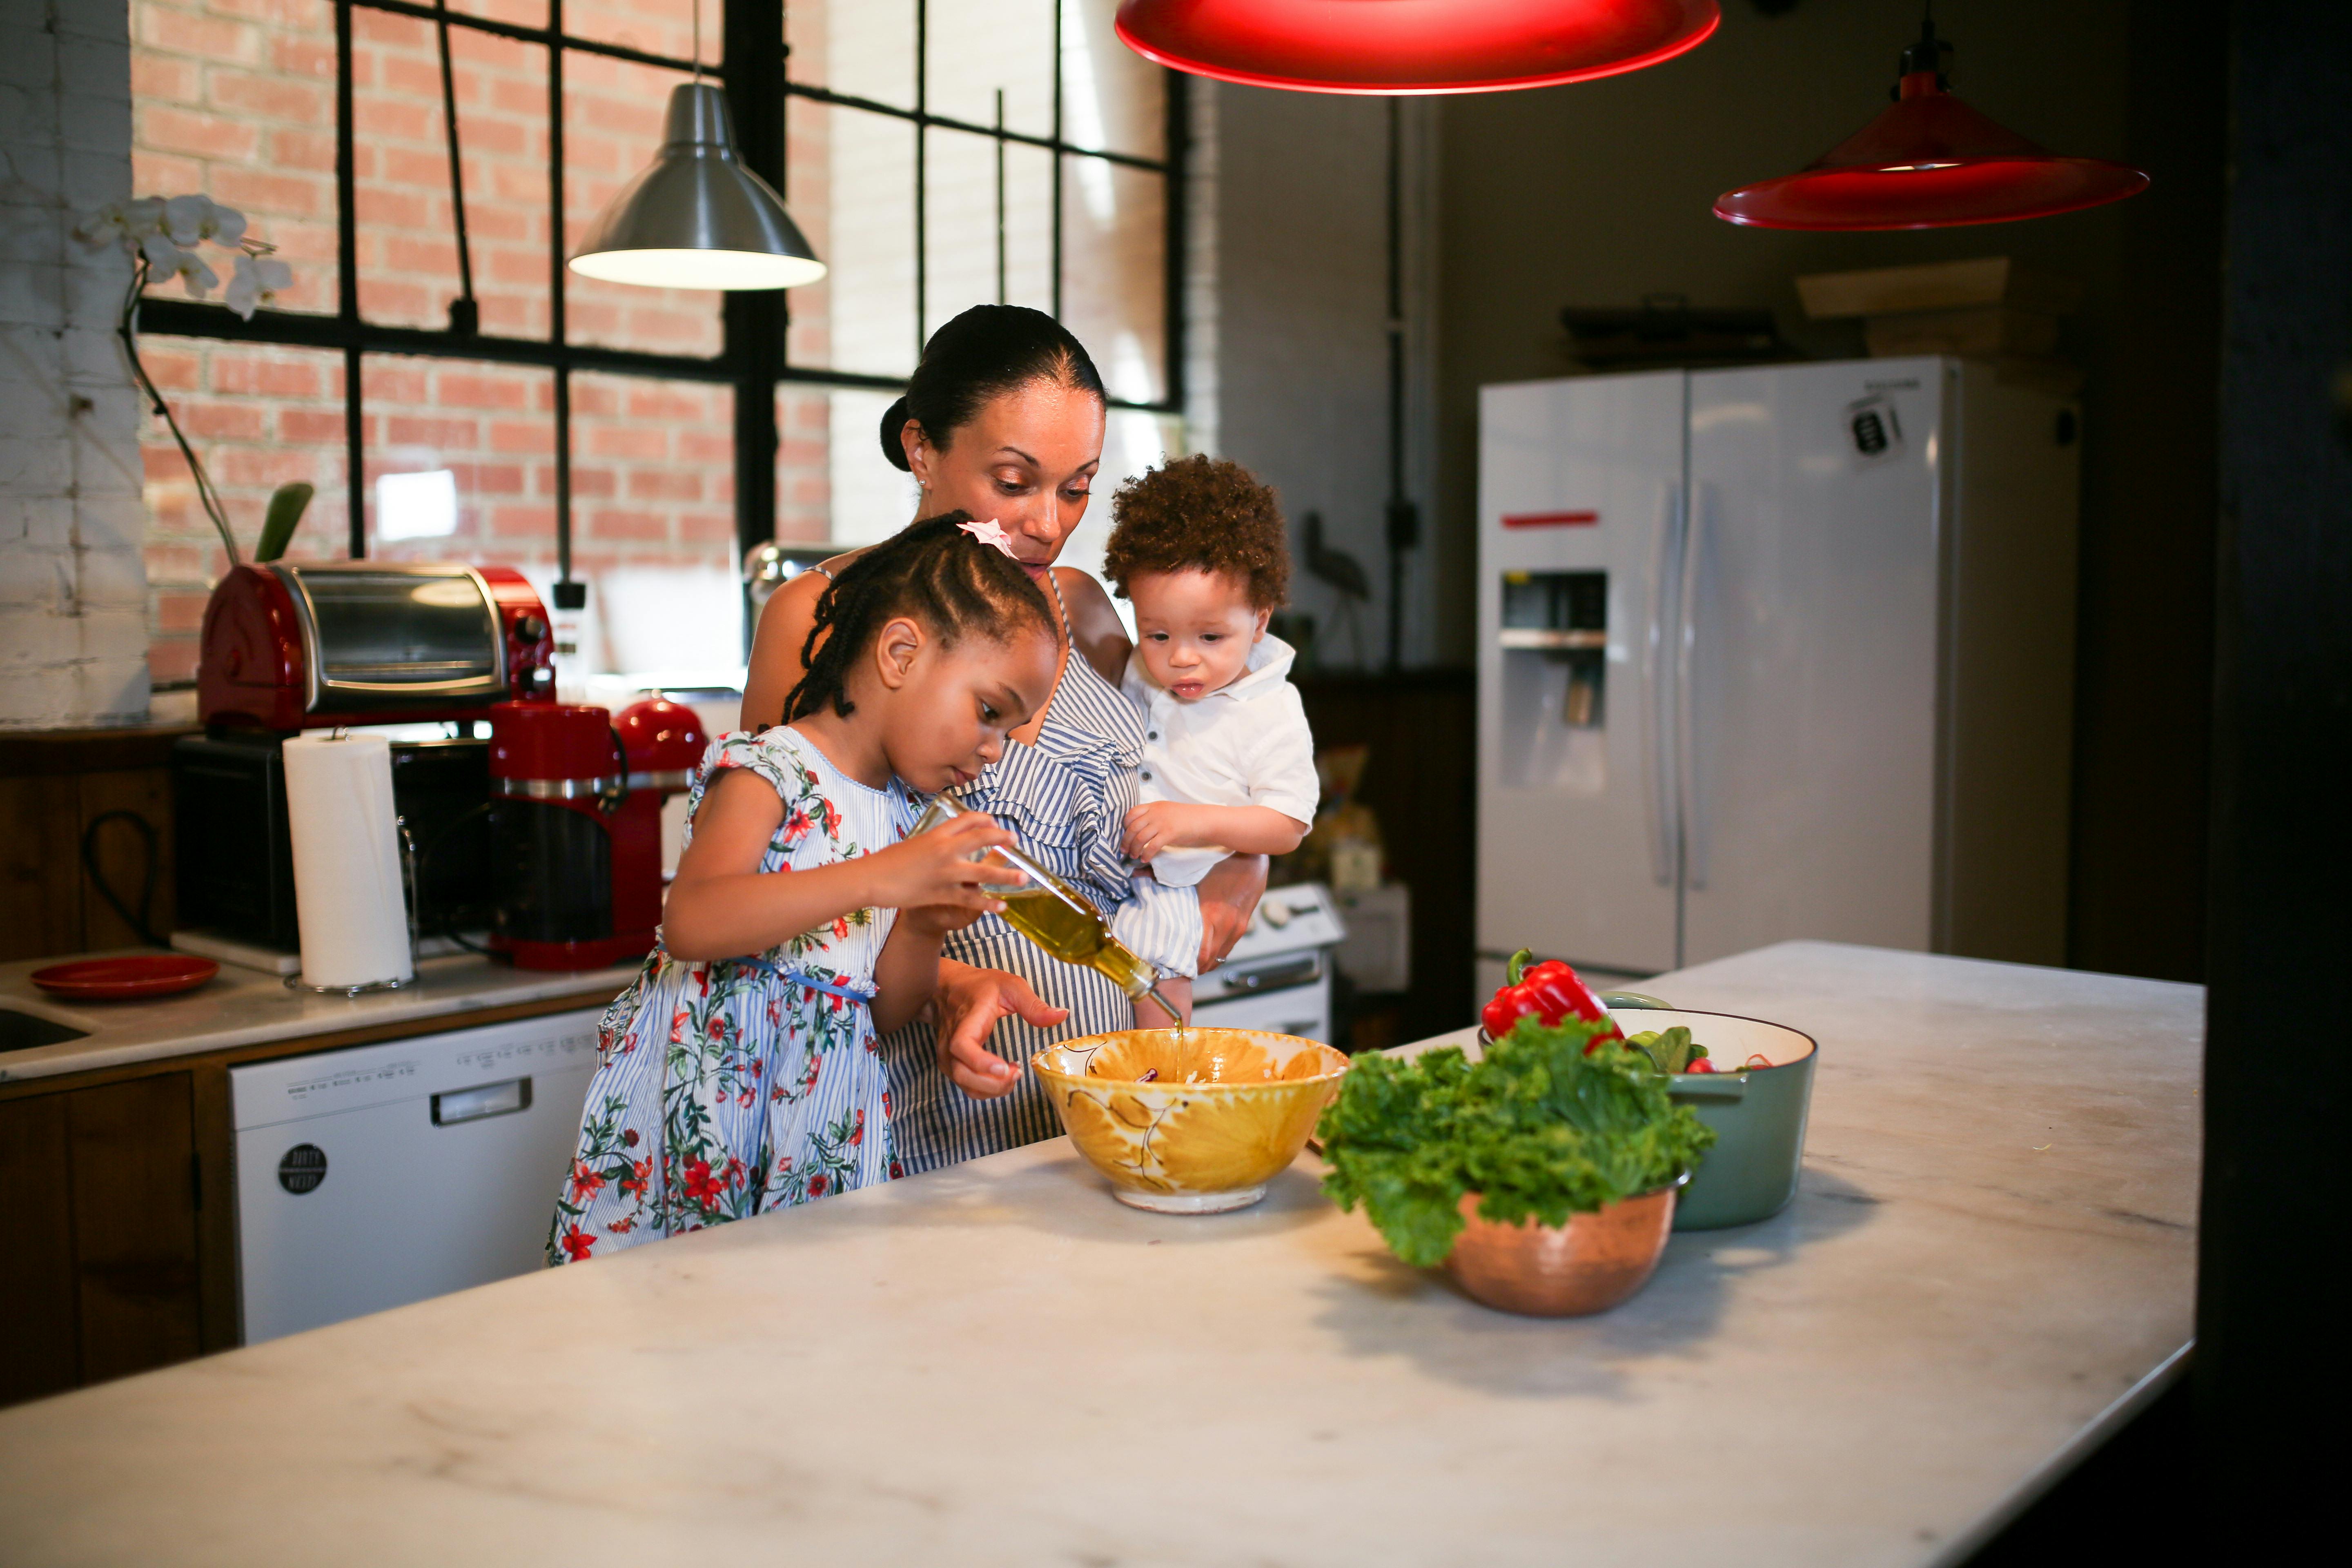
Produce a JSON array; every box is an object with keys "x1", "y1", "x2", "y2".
[
  {"x1": 1713, "y1": 12, "x2": 2147, "y2": 230},
  {"x1": 1114, "y1": 0, "x2": 1720, "y2": 96}
]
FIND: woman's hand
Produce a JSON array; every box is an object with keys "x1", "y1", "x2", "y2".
[
  {"x1": 1194, "y1": 853, "x2": 1268, "y2": 972},
  {"x1": 863, "y1": 811, "x2": 1023, "y2": 913},
  {"x1": 930, "y1": 960, "x2": 1069, "y2": 1098}
]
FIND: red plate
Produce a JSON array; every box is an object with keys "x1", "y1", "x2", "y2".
[{"x1": 31, "y1": 954, "x2": 220, "y2": 1000}]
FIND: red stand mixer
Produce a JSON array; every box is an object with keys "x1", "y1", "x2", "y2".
[{"x1": 487, "y1": 697, "x2": 706, "y2": 970}]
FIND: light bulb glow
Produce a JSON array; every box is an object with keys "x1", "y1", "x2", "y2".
[{"x1": 568, "y1": 249, "x2": 828, "y2": 290}]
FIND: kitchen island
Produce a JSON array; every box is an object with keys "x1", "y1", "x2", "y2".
[{"x1": 0, "y1": 941, "x2": 2201, "y2": 1566}]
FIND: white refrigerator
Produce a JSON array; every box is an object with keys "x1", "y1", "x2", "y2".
[{"x1": 1477, "y1": 357, "x2": 2080, "y2": 980}]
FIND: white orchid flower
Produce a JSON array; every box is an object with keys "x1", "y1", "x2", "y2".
[
  {"x1": 209, "y1": 205, "x2": 248, "y2": 247},
  {"x1": 123, "y1": 197, "x2": 166, "y2": 236},
  {"x1": 225, "y1": 252, "x2": 293, "y2": 319},
  {"x1": 163, "y1": 194, "x2": 214, "y2": 246},
  {"x1": 140, "y1": 230, "x2": 185, "y2": 270},
  {"x1": 169, "y1": 249, "x2": 220, "y2": 300},
  {"x1": 74, "y1": 204, "x2": 128, "y2": 249}
]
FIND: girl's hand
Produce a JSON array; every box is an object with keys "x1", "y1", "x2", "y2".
[
  {"x1": 899, "y1": 902, "x2": 988, "y2": 938},
  {"x1": 865, "y1": 811, "x2": 1025, "y2": 912},
  {"x1": 1122, "y1": 801, "x2": 1204, "y2": 862}
]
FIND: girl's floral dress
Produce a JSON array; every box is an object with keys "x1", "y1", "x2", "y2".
[{"x1": 547, "y1": 726, "x2": 913, "y2": 1265}]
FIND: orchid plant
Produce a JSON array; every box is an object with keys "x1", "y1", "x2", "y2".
[{"x1": 75, "y1": 195, "x2": 303, "y2": 566}]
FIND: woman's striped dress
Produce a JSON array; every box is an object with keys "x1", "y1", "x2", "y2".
[{"x1": 881, "y1": 578, "x2": 1202, "y2": 1174}]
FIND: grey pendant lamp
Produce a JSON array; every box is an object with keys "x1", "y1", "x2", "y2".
[{"x1": 569, "y1": 5, "x2": 824, "y2": 290}]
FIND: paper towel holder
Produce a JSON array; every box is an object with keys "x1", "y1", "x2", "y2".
[{"x1": 281, "y1": 728, "x2": 421, "y2": 996}]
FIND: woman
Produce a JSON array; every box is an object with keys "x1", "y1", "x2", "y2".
[{"x1": 741, "y1": 305, "x2": 1268, "y2": 1173}]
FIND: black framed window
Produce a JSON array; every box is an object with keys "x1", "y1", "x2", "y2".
[{"x1": 130, "y1": 0, "x2": 1184, "y2": 679}]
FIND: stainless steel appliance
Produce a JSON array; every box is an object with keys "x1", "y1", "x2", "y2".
[
  {"x1": 229, "y1": 1008, "x2": 602, "y2": 1342},
  {"x1": 1477, "y1": 357, "x2": 2080, "y2": 981},
  {"x1": 1191, "y1": 882, "x2": 1348, "y2": 1042},
  {"x1": 180, "y1": 561, "x2": 561, "y2": 953}
]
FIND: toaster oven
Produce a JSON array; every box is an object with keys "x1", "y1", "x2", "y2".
[{"x1": 199, "y1": 561, "x2": 555, "y2": 730}]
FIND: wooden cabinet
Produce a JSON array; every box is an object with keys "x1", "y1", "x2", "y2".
[
  {"x1": 0, "y1": 1074, "x2": 205, "y2": 1405},
  {"x1": 0, "y1": 988, "x2": 606, "y2": 1411},
  {"x1": 0, "y1": 724, "x2": 193, "y2": 964}
]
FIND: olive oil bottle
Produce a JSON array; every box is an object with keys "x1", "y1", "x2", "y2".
[{"x1": 912, "y1": 795, "x2": 1185, "y2": 1025}]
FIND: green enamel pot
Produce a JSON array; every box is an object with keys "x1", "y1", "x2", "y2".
[{"x1": 1606, "y1": 999, "x2": 1819, "y2": 1232}]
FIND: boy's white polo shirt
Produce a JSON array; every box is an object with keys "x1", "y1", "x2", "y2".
[{"x1": 1120, "y1": 632, "x2": 1319, "y2": 889}]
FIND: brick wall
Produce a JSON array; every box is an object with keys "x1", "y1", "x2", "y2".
[
  {"x1": 0, "y1": 0, "x2": 149, "y2": 728},
  {"x1": 128, "y1": 0, "x2": 835, "y2": 679},
  {"x1": 120, "y1": 0, "x2": 1175, "y2": 681}
]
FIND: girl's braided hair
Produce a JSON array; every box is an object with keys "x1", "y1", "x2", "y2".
[{"x1": 783, "y1": 511, "x2": 1058, "y2": 723}]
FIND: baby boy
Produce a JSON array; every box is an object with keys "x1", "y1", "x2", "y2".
[{"x1": 1103, "y1": 455, "x2": 1318, "y2": 1022}]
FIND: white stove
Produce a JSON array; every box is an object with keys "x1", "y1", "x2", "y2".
[{"x1": 1192, "y1": 882, "x2": 1348, "y2": 1044}]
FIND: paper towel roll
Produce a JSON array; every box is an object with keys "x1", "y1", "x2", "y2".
[{"x1": 283, "y1": 731, "x2": 414, "y2": 989}]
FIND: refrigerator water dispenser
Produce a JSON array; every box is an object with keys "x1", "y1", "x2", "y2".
[{"x1": 1499, "y1": 570, "x2": 1608, "y2": 793}]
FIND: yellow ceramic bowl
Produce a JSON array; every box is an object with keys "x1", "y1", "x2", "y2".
[{"x1": 1031, "y1": 1029, "x2": 1352, "y2": 1213}]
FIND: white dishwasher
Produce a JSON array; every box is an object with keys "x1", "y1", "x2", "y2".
[{"x1": 230, "y1": 1007, "x2": 603, "y2": 1343}]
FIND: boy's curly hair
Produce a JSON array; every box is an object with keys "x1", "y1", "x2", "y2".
[{"x1": 1103, "y1": 454, "x2": 1290, "y2": 610}]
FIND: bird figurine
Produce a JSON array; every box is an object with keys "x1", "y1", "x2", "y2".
[{"x1": 1301, "y1": 511, "x2": 1370, "y2": 666}]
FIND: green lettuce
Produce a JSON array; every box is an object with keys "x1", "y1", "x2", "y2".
[{"x1": 1317, "y1": 1016, "x2": 1716, "y2": 1269}]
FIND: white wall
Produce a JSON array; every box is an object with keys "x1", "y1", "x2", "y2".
[
  {"x1": 0, "y1": 0, "x2": 149, "y2": 728},
  {"x1": 1207, "y1": 82, "x2": 1441, "y2": 672}
]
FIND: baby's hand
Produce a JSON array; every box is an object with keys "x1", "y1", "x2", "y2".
[
  {"x1": 866, "y1": 811, "x2": 1024, "y2": 913},
  {"x1": 1122, "y1": 801, "x2": 1200, "y2": 863}
]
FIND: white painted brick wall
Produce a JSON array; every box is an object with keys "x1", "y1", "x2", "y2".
[{"x1": 0, "y1": 0, "x2": 148, "y2": 728}]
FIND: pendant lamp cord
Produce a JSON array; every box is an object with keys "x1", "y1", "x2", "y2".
[
  {"x1": 434, "y1": 0, "x2": 478, "y2": 334},
  {"x1": 692, "y1": 0, "x2": 702, "y2": 84}
]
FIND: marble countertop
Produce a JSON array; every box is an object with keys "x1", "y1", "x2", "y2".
[
  {"x1": 0, "y1": 952, "x2": 639, "y2": 1085},
  {"x1": 0, "y1": 941, "x2": 2202, "y2": 1566}
]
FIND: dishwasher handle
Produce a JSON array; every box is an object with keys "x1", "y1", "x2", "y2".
[{"x1": 431, "y1": 1076, "x2": 533, "y2": 1126}]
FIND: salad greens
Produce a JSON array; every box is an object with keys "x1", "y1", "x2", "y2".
[
  {"x1": 1625, "y1": 1026, "x2": 1708, "y2": 1074},
  {"x1": 1317, "y1": 1016, "x2": 1717, "y2": 1269}
]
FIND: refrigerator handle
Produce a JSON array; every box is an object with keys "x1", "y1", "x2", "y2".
[
  {"x1": 1644, "y1": 481, "x2": 1682, "y2": 887},
  {"x1": 1678, "y1": 482, "x2": 1712, "y2": 890}
]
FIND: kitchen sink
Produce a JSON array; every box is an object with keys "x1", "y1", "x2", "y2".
[{"x1": 0, "y1": 1007, "x2": 89, "y2": 1055}]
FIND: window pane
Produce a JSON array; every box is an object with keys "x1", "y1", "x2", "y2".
[
  {"x1": 922, "y1": 129, "x2": 1052, "y2": 339},
  {"x1": 925, "y1": 0, "x2": 1054, "y2": 139},
  {"x1": 1063, "y1": 0, "x2": 1163, "y2": 160},
  {"x1": 1060, "y1": 154, "x2": 1165, "y2": 404},
  {"x1": 791, "y1": 0, "x2": 915, "y2": 111},
  {"x1": 568, "y1": 373, "x2": 741, "y2": 676},
  {"x1": 564, "y1": 0, "x2": 710, "y2": 70},
  {"x1": 1058, "y1": 407, "x2": 1177, "y2": 636},
  {"x1": 353, "y1": 12, "x2": 552, "y2": 336},
  {"x1": 776, "y1": 388, "x2": 835, "y2": 544},
  {"x1": 450, "y1": 0, "x2": 548, "y2": 29},
  {"x1": 564, "y1": 54, "x2": 725, "y2": 357},
  {"x1": 138, "y1": 340, "x2": 350, "y2": 682},
  {"x1": 826, "y1": 390, "x2": 921, "y2": 546},
  {"x1": 131, "y1": 0, "x2": 341, "y2": 317},
  {"x1": 360, "y1": 357, "x2": 555, "y2": 567},
  {"x1": 788, "y1": 104, "x2": 917, "y2": 379}
]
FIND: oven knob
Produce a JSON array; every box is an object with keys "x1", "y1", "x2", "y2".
[{"x1": 515, "y1": 614, "x2": 546, "y2": 642}]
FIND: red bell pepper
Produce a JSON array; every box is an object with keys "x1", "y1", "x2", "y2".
[{"x1": 1481, "y1": 949, "x2": 1624, "y2": 1050}]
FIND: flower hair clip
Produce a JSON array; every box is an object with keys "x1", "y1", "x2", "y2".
[{"x1": 958, "y1": 517, "x2": 1020, "y2": 559}]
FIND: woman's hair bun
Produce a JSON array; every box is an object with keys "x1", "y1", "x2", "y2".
[
  {"x1": 880, "y1": 305, "x2": 1104, "y2": 478},
  {"x1": 877, "y1": 395, "x2": 915, "y2": 471}
]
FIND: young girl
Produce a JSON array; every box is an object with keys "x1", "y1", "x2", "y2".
[{"x1": 547, "y1": 513, "x2": 1060, "y2": 1263}]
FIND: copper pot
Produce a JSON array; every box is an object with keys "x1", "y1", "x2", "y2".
[{"x1": 1441, "y1": 1174, "x2": 1686, "y2": 1316}]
